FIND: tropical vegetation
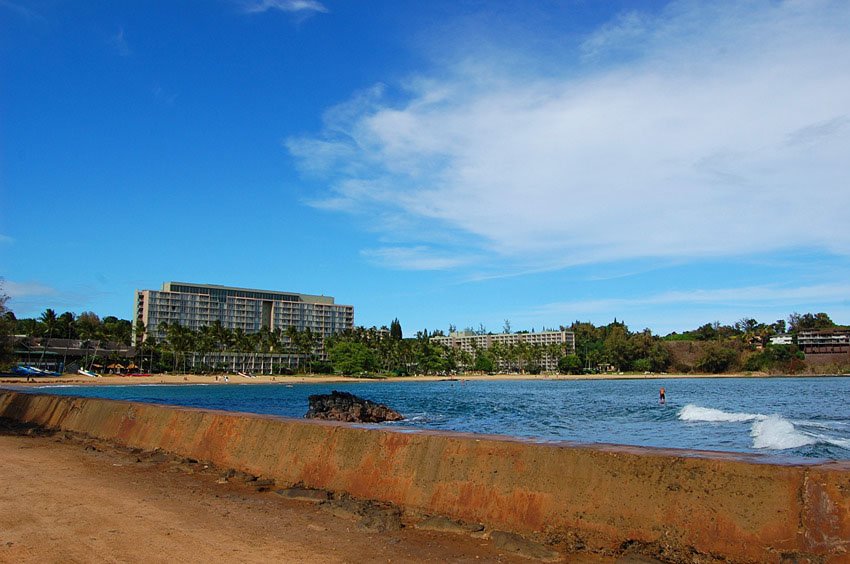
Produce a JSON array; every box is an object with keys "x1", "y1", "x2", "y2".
[{"x1": 1, "y1": 283, "x2": 845, "y2": 376}]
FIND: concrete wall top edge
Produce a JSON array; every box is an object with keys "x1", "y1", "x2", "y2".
[{"x1": 3, "y1": 389, "x2": 846, "y2": 471}]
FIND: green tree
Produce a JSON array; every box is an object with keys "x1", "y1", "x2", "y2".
[
  {"x1": 558, "y1": 354, "x2": 583, "y2": 374},
  {"x1": 389, "y1": 318, "x2": 403, "y2": 340},
  {"x1": 57, "y1": 311, "x2": 77, "y2": 340},
  {"x1": 76, "y1": 312, "x2": 102, "y2": 341},
  {"x1": 603, "y1": 324, "x2": 630, "y2": 371},
  {"x1": 328, "y1": 341, "x2": 377, "y2": 375},
  {"x1": 102, "y1": 316, "x2": 132, "y2": 345},
  {"x1": 788, "y1": 312, "x2": 836, "y2": 333},
  {"x1": 627, "y1": 329, "x2": 671, "y2": 372},
  {"x1": 0, "y1": 282, "x2": 14, "y2": 369},
  {"x1": 694, "y1": 323, "x2": 718, "y2": 341},
  {"x1": 472, "y1": 350, "x2": 495, "y2": 372},
  {"x1": 286, "y1": 326, "x2": 319, "y2": 372},
  {"x1": 697, "y1": 342, "x2": 739, "y2": 373},
  {"x1": 37, "y1": 308, "x2": 58, "y2": 365},
  {"x1": 570, "y1": 321, "x2": 605, "y2": 370}
]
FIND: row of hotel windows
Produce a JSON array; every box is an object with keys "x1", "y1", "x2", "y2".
[
  {"x1": 148, "y1": 304, "x2": 350, "y2": 317},
  {"x1": 166, "y1": 286, "x2": 307, "y2": 303},
  {"x1": 148, "y1": 315, "x2": 346, "y2": 328}
]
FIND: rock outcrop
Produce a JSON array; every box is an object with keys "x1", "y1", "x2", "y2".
[{"x1": 305, "y1": 391, "x2": 403, "y2": 423}]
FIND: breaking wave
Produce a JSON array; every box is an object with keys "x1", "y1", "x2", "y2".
[
  {"x1": 678, "y1": 404, "x2": 765, "y2": 423},
  {"x1": 679, "y1": 404, "x2": 850, "y2": 451},
  {"x1": 750, "y1": 415, "x2": 817, "y2": 449}
]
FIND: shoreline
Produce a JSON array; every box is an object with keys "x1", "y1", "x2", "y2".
[{"x1": 1, "y1": 370, "x2": 847, "y2": 387}]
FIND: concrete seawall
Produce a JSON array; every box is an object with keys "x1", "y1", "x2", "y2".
[{"x1": 1, "y1": 390, "x2": 848, "y2": 562}]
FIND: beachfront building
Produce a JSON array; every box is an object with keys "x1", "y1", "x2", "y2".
[
  {"x1": 432, "y1": 329, "x2": 576, "y2": 372},
  {"x1": 133, "y1": 282, "x2": 354, "y2": 371},
  {"x1": 135, "y1": 282, "x2": 353, "y2": 340}
]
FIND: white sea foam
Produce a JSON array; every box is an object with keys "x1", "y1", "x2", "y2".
[
  {"x1": 678, "y1": 404, "x2": 765, "y2": 423},
  {"x1": 824, "y1": 437, "x2": 850, "y2": 449},
  {"x1": 751, "y1": 415, "x2": 816, "y2": 450},
  {"x1": 680, "y1": 404, "x2": 850, "y2": 451}
]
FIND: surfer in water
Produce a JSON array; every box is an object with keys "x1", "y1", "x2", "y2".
[{"x1": 659, "y1": 387, "x2": 666, "y2": 404}]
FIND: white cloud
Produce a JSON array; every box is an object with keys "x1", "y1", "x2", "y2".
[
  {"x1": 289, "y1": 1, "x2": 850, "y2": 271},
  {"x1": 0, "y1": 234, "x2": 13, "y2": 244},
  {"x1": 242, "y1": 0, "x2": 327, "y2": 14}
]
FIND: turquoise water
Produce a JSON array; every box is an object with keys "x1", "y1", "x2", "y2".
[{"x1": 30, "y1": 377, "x2": 850, "y2": 461}]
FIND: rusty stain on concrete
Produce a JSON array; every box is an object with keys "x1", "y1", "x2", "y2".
[{"x1": 1, "y1": 389, "x2": 849, "y2": 562}]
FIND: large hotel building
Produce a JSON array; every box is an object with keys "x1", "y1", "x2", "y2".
[{"x1": 134, "y1": 282, "x2": 354, "y2": 342}]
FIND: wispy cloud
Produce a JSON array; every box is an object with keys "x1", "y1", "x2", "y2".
[
  {"x1": 3, "y1": 280, "x2": 57, "y2": 299},
  {"x1": 107, "y1": 27, "x2": 131, "y2": 56},
  {"x1": 289, "y1": 1, "x2": 850, "y2": 273},
  {"x1": 361, "y1": 246, "x2": 473, "y2": 271},
  {"x1": 152, "y1": 83, "x2": 178, "y2": 106},
  {"x1": 1, "y1": 280, "x2": 117, "y2": 317},
  {"x1": 787, "y1": 115, "x2": 849, "y2": 146},
  {"x1": 0, "y1": 0, "x2": 45, "y2": 21},
  {"x1": 580, "y1": 10, "x2": 648, "y2": 61},
  {"x1": 0, "y1": 234, "x2": 13, "y2": 245},
  {"x1": 529, "y1": 283, "x2": 850, "y2": 319},
  {"x1": 241, "y1": 0, "x2": 328, "y2": 15}
]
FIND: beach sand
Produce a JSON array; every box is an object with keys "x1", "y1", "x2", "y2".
[
  {"x1": 1, "y1": 419, "x2": 604, "y2": 563},
  {"x1": 0, "y1": 370, "x2": 817, "y2": 388}
]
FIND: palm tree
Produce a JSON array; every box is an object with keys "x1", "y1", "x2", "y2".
[
  {"x1": 196, "y1": 325, "x2": 217, "y2": 372},
  {"x1": 164, "y1": 323, "x2": 195, "y2": 373},
  {"x1": 37, "y1": 308, "x2": 58, "y2": 368},
  {"x1": 299, "y1": 328, "x2": 318, "y2": 373}
]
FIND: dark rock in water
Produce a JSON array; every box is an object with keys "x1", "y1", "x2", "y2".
[{"x1": 305, "y1": 391, "x2": 403, "y2": 423}]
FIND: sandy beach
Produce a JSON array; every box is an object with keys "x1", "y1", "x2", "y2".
[
  {"x1": 2, "y1": 370, "x2": 838, "y2": 388},
  {"x1": 0, "y1": 418, "x2": 612, "y2": 563}
]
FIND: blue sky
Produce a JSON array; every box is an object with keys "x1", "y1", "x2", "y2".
[{"x1": 2, "y1": 0, "x2": 849, "y2": 335}]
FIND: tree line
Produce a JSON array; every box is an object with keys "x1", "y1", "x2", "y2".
[
  {"x1": 1, "y1": 283, "x2": 844, "y2": 376},
  {"x1": 139, "y1": 321, "x2": 323, "y2": 373},
  {"x1": 5, "y1": 308, "x2": 133, "y2": 345}
]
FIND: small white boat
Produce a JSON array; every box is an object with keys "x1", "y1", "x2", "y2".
[{"x1": 78, "y1": 368, "x2": 100, "y2": 378}]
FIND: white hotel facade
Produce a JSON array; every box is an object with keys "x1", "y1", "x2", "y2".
[
  {"x1": 135, "y1": 282, "x2": 354, "y2": 340},
  {"x1": 432, "y1": 329, "x2": 576, "y2": 371},
  {"x1": 133, "y1": 282, "x2": 354, "y2": 372}
]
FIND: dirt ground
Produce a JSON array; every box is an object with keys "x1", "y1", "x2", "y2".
[{"x1": 0, "y1": 420, "x2": 615, "y2": 564}]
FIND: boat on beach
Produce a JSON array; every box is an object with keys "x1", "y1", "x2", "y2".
[{"x1": 13, "y1": 365, "x2": 62, "y2": 377}]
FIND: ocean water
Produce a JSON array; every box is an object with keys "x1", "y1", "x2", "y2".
[{"x1": 30, "y1": 377, "x2": 850, "y2": 461}]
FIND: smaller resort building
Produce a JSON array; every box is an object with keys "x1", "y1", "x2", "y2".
[
  {"x1": 797, "y1": 328, "x2": 850, "y2": 354},
  {"x1": 432, "y1": 329, "x2": 576, "y2": 372}
]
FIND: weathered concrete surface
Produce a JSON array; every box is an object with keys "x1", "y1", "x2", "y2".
[{"x1": 1, "y1": 390, "x2": 848, "y2": 562}]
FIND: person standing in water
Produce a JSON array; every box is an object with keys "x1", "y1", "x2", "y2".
[{"x1": 659, "y1": 387, "x2": 666, "y2": 404}]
